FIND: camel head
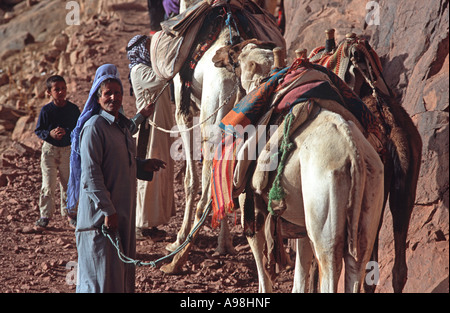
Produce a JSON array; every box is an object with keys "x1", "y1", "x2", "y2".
[{"x1": 212, "y1": 39, "x2": 277, "y2": 92}]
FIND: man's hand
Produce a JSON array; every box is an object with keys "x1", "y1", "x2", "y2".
[
  {"x1": 139, "y1": 102, "x2": 155, "y2": 118},
  {"x1": 143, "y1": 159, "x2": 166, "y2": 172},
  {"x1": 104, "y1": 213, "x2": 118, "y2": 232}
]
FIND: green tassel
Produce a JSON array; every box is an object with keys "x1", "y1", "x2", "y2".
[{"x1": 268, "y1": 112, "x2": 295, "y2": 215}]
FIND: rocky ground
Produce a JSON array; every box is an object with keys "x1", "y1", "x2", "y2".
[
  {"x1": 0, "y1": 140, "x2": 296, "y2": 293},
  {"x1": 0, "y1": 0, "x2": 448, "y2": 294}
]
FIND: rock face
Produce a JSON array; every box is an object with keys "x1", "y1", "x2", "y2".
[
  {"x1": 0, "y1": 0, "x2": 448, "y2": 293},
  {"x1": 283, "y1": 0, "x2": 449, "y2": 292}
]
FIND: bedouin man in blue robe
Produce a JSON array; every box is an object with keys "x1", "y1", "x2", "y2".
[{"x1": 67, "y1": 64, "x2": 166, "y2": 293}]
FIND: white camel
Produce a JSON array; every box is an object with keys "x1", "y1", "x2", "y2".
[
  {"x1": 216, "y1": 42, "x2": 385, "y2": 292},
  {"x1": 161, "y1": 0, "x2": 285, "y2": 274}
]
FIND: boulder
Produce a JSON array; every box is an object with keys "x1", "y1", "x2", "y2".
[
  {"x1": 0, "y1": 31, "x2": 34, "y2": 60},
  {"x1": 11, "y1": 115, "x2": 40, "y2": 150},
  {"x1": 52, "y1": 32, "x2": 69, "y2": 52}
]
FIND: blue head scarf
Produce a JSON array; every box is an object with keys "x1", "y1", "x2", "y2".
[{"x1": 66, "y1": 64, "x2": 123, "y2": 213}]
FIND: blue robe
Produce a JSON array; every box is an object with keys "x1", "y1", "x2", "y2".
[{"x1": 75, "y1": 110, "x2": 137, "y2": 293}]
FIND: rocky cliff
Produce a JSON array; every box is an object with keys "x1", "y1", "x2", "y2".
[
  {"x1": 283, "y1": 0, "x2": 448, "y2": 292},
  {"x1": 0, "y1": 0, "x2": 448, "y2": 292}
]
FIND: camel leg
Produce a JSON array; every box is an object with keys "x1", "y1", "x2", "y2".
[
  {"x1": 344, "y1": 217, "x2": 382, "y2": 293},
  {"x1": 364, "y1": 179, "x2": 390, "y2": 294},
  {"x1": 389, "y1": 189, "x2": 413, "y2": 293},
  {"x1": 167, "y1": 157, "x2": 198, "y2": 253},
  {"x1": 344, "y1": 253, "x2": 364, "y2": 293},
  {"x1": 364, "y1": 186, "x2": 389, "y2": 293},
  {"x1": 161, "y1": 161, "x2": 234, "y2": 273},
  {"x1": 216, "y1": 218, "x2": 237, "y2": 255},
  {"x1": 239, "y1": 192, "x2": 272, "y2": 293},
  {"x1": 247, "y1": 230, "x2": 273, "y2": 293},
  {"x1": 364, "y1": 231, "x2": 380, "y2": 293},
  {"x1": 160, "y1": 203, "x2": 208, "y2": 274},
  {"x1": 344, "y1": 229, "x2": 378, "y2": 293},
  {"x1": 166, "y1": 97, "x2": 199, "y2": 253},
  {"x1": 301, "y1": 170, "x2": 346, "y2": 292},
  {"x1": 390, "y1": 133, "x2": 421, "y2": 292},
  {"x1": 292, "y1": 237, "x2": 314, "y2": 293},
  {"x1": 345, "y1": 121, "x2": 384, "y2": 293},
  {"x1": 162, "y1": 149, "x2": 212, "y2": 273},
  {"x1": 308, "y1": 258, "x2": 320, "y2": 292},
  {"x1": 314, "y1": 249, "x2": 342, "y2": 293},
  {"x1": 302, "y1": 192, "x2": 345, "y2": 293}
]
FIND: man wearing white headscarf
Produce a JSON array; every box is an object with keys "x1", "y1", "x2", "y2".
[
  {"x1": 127, "y1": 35, "x2": 175, "y2": 240},
  {"x1": 68, "y1": 64, "x2": 166, "y2": 293}
]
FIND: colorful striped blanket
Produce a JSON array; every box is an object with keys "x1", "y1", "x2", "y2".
[{"x1": 211, "y1": 67, "x2": 288, "y2": 227}]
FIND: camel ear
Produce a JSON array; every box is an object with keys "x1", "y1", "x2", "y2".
[
  {"x1": 212, "y1": 46, "x2": 231, "y2": 68},
  {"x1": 212, "y1": 45, "x2": 240, "y2": 73}
]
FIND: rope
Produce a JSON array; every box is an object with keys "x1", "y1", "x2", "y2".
[
  {"x1": 350, "y1": 57, "x2": 378, "y2": 98},
  {"x1": 225, "y1": 7, "x2": 240, "y2": 45},
  {"x1": 144, "y1": 81, "x2": 171, "y2": 106},
  {"x1": 267, "y1": 112, "x2": 295, "y2": 215},
  {"x1": 101, "y1": 200, "x2": 213, "y2": 268},
  {"x1": 144, "y1": 80, "x2": 239, "y2": 134}
]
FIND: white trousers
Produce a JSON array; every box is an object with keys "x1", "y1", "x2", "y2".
[{"x1": 38, "y1": 141, "x2": 71, "y2": 218}]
